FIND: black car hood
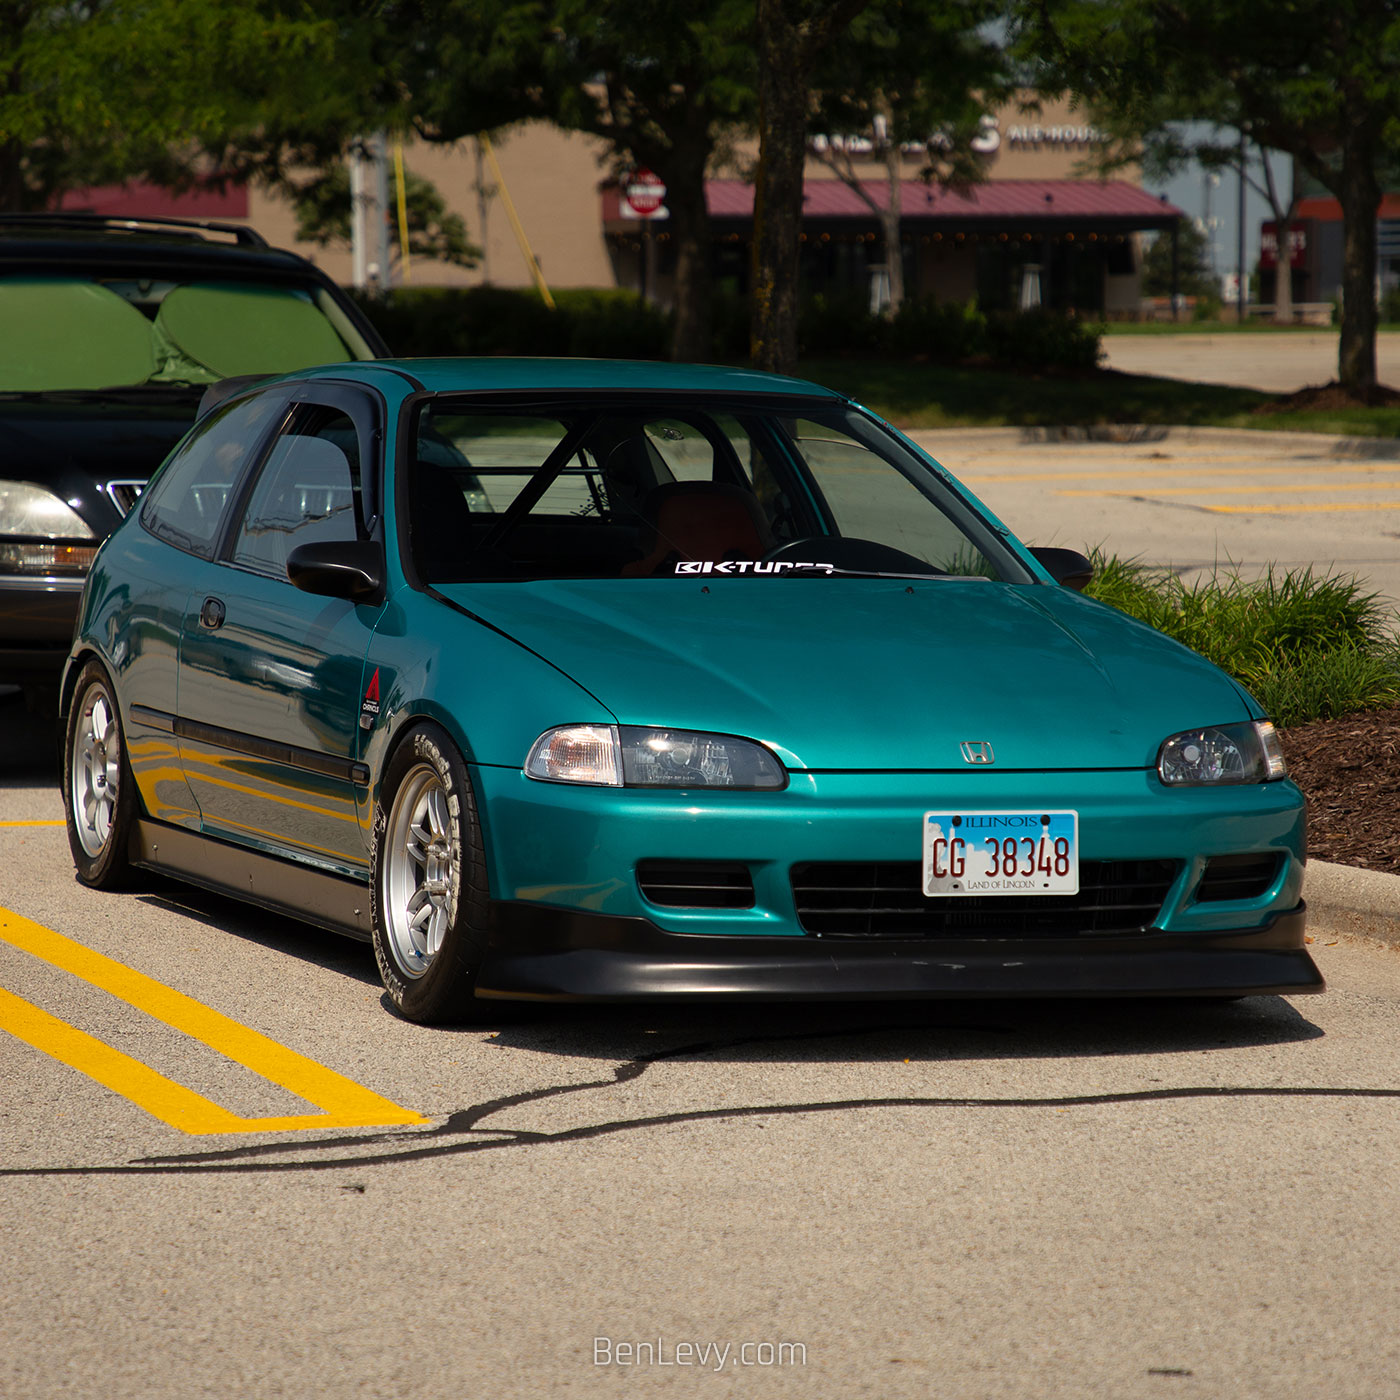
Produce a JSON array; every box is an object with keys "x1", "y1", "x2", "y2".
[{"x1": 0, "y1": 390, "x2": 201, "y2": 534}]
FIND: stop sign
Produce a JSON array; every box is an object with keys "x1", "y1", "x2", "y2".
[{"x1": 623, "y1": 168, "x2": 667, "y2": 217}]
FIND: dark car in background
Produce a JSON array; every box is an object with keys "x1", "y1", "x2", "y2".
[{"x1": 0, "y1": 212, "x2": 389, "y2": 710}]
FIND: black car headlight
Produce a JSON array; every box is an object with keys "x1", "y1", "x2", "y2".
[
  {"x1": 1157, "y1": 721, "x2": 1287, "y2": 785},
  {"x1": 0, "y1": 480, "x2": 97, "y2": 576},
  {"x1": 526, "y1": 724, "x2": 787, "y2": 789}
]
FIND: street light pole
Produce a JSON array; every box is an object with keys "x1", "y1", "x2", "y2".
[{"x1": 1237, "y1": 130, "x2": 1247, "y2": 323}]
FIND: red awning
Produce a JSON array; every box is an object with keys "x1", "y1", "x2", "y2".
[
  {"x1": 603, "y1": 177, "x2": 1181, "y2": 231},
  {"x1": 707, "y1": 177, "x2": 1180, "y2": 222}
]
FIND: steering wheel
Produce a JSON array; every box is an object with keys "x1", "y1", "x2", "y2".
[{"x1": 761, "y1": 536, "x2": 946, "y2": 574}]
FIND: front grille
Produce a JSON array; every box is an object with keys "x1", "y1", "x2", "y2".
[
  {"x1": 1195, "y1": 853, "x2": 1283, "y2": 903},
  {"x1": 637, "y1": 860, "x2": 755, "y2": 909},
  {"x1": 102, "y1": 480, "x2": 146, "y2": 516},
  {"x1": 791, "y1": 859, "x2": 1181, "y2": 939}
]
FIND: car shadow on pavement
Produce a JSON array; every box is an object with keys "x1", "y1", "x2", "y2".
[
  {"x1": 0, "y1": 687, "x2": 60, "y2": 779},
  {"x1": 132, "y1": 874, "x2": 1324, "y2": 1063},
  {"x1": 457, "y1": 993, "x2": 1323, "y2": 1069},
  {"x1": 134, "y1": 886, "x2": 384, "y2": 989}
]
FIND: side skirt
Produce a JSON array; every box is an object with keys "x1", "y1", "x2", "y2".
[{"x1": 130, "y1": 819, "x2": 372, "y2": 942}]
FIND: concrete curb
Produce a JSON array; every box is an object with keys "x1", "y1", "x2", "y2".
[{"x1": 1305, "y1": 860, "x2": 1400, "y2": 948}]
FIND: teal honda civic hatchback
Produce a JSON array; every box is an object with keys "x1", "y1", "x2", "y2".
[{"x1": 61, "y1": 359, "x2": 1321, "y2": 1022}]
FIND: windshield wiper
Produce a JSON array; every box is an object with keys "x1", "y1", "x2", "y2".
[{"x1": 821, "y1": 567, "x2": 980, "y2": 581}]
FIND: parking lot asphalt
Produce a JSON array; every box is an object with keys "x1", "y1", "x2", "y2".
[
  {"x1": 1102, "y1": 329, "x2": 1400, "y2": 393},
  {"x1": 908, "y1": 425, "x2": 1400, "y2": 609}
]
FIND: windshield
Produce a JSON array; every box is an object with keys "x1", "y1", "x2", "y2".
[
  {"x1": 0, "y1": 275, "x2": 366, "y2": 391},
  {"x1": 408, "y1": 397, "x2": 1030, "y2": 584}
]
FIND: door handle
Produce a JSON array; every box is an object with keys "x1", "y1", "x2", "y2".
[{"x1": 199, "y1": 596, "x2": 226, "y2": 630}]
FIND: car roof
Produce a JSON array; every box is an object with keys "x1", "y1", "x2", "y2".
[
  {"x1": 293, "y1": 357, "x2": 846, "y2": 399},
  {"x1": 0, "y1": 213, "x2": 330, "y2": 280}
]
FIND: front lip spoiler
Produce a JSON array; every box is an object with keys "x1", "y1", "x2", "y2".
[{"x1": 474, "y1": 902, "x2": 1321, "y2": 1002}]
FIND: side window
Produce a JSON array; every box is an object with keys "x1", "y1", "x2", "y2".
[
  {"x1": 787, "y1": 418, "x2": 993, "y2": 574},
  {"x1": 229, "y1": 405, "x2": 365, "y2": 579},
  {"x1": 641, "y1": 419, "x2": 715, "y2": 482},
  {"x1": 141, "y1": 391, "x2": 287, "y2": 557}
]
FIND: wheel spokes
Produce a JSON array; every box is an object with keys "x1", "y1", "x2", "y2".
[
  {"x1": 70, "y1": 684, "x2": 121, "y2": 858},
  {"x1": 384, "y1": 765, "x2": 458, "y2": 979}
]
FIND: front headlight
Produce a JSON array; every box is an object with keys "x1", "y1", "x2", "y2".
[
  {"x1": 0, "y1": 482, "x2": 96, "y2": 539},
  {"x1": 1157, "y1": 720, "x2": 1287, "y2": 785},
  {"x1": 526, "y1": 724, "x2": 787, "y2": 789}
]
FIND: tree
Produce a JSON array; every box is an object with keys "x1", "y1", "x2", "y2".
[
  {"x1": 0, "y1": 1, "x2": 345, "y2": 210},
  {"x1": 292, "y1": 160, "x2": 480, "y2": 269},
  {"x1": 1012, "y1": 0, "x2": 1400, "y2": 392},
  {"x1": 750, "y1": 0, "x2": 870, "y2": 373},
  {"x1": 384, "y1": 0, "x2": 756, "y2": 361},
  {"x1": 1140, "y1": 219, "x2": 1216, "y2": 302},
  {"x1": 808, "y1": 0, "x2": 1012, "y2": 314}
]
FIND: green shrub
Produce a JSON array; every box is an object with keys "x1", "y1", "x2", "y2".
[
  {"x1": 798, "y1": 292, "x2": 885, "y2": 357},
  {"x1": 1084, "y1": 551, "x2": 1399, "y2": 724},
  {"x1": 1252, "y1": 643, "x2": 1400, "y2": 728},
  {"x1": 347, "y1": 285, "x2": 670, "y2": 359},
  {"x1": 985, "y1": 308, "x2": 1103, "y2": 372},
  {"x1": 350, "y1": 284, "x2": 1104, "y2": 373},
  {"x1": 550, "y1": 287, "x2": 671, "y2": 359},
  {"x1": 888, "y1": 296, "x2": 988, "y2": 360}
]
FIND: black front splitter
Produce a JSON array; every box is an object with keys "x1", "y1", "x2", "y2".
[{"x1": 474, "y1": 903, "x2": 1321, "y2": 1002}]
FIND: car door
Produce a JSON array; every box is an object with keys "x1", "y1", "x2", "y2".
[
  {"x1": 118, "y1": 386, "x2": 293, "y2": 828},
  {"x1": 175, "y1": 383, "x2": 386, "y2": 874}
]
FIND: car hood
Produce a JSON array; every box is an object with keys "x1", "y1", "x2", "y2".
[
  {"x1": 441, "y1": 578, "x2": 1253, "y2": 771},
  {"x1": 1, "y1": 392, "x2": 200, "y2": 532}
]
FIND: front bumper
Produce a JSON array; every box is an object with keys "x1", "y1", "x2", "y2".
[
  {"x1": 476, "y1": 901, "x2": 1319, "y2": 1000},
  {"x1": 0, "y1": 576, "x2": 84, "y2": 680},
  {"x1": 469, "y1": 763, "x2": 1315, "y2": 1001}
]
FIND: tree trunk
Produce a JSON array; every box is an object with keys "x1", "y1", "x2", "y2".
[
  {"x1": 0, "y1": 139, "x2": 25, "y2": 210},
  {"x1": 750, "y1": 0, "x2": 811, "y2": 374},
  {"x1": 1273, "y1": 210, "x2": 1296, "y2": 324},
  {"x1": 882, "y1": 132, "x2": 903, "y2": 312},
  {"x1": 1338, "y1": 134, "x2": 1380, "y2": 390},
  {"x1": 665, "y1": 145, "x2": 713, "y2": 363},
  {"x1": 1258, "y1": 149, "x2": 1298, "y2": 324}
]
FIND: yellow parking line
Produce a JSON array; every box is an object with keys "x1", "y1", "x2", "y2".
[
  {"x1": 1058, "y1": 481, "x2": 1400, "y2": 498},
  {"x1": 0, "y1": 821, "x2": 65, "y2": 828},
  {"x1": 1205, "y1": 500, "x2": 1400, "y2": 515},
  {"x1": 963, "y1": 463, "x2": 1400, "y2": 484},
  {"x1": 0, "y1": 908, "x2": 427, "y2": 1135}
]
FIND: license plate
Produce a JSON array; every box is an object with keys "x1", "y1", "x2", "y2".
[{"x1": 922, "y1": 810, "x2": 1079, "y2": 896}]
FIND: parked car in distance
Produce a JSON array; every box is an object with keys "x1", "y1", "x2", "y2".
[
  {"x1": 62, "y1": 358, "x2": 1321, "y2": 1022},
  {"x1": 0, "y1": 213, "x2": 389, "y2": 711}
]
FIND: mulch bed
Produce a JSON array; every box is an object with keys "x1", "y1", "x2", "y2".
[
  {"x1": 1281, "y1": 705, "x2": 1400, "y2": 873},
  {"x1": 1254, "y1": 380, "x2": 1400, "y2": 413}
]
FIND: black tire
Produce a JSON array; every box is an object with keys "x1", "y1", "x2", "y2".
[
  {"x1": 370, "y1": 722, "x2": 490, "y2": 1024},
  {"x1": 63, "y1": 660, "x2": 138, "y2": 890}
]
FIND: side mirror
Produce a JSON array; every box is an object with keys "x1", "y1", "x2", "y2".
[
  {"x1": 287, "y1": 539, "x2": 385, "y2": 603},
  {"x1": 1029, "y1": 546, "x2": 1094, "y2": 592}
]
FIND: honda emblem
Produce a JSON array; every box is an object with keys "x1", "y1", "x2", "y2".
[{"x1": 959, "y1": 740, "x2": 995, "y2": 765}]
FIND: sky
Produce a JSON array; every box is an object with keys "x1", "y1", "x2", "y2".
[{"x1": 1151, "y1": 141, "x2": 1291, "y2": 294}]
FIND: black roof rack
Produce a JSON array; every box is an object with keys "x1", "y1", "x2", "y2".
[{"x1": 0, "y1": 212, "x2": 269, "y2": 248}]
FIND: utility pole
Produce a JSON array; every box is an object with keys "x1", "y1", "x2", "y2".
[
  {"x1": 475, "y1": 138, "x2": 492, "y2": 285},
  {"x1": 1236, "y1": 131, "x2": 1247, "y2": 323},
  {"x1": 350, "y1": 132, "x2": 390, "y2": 292}
]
